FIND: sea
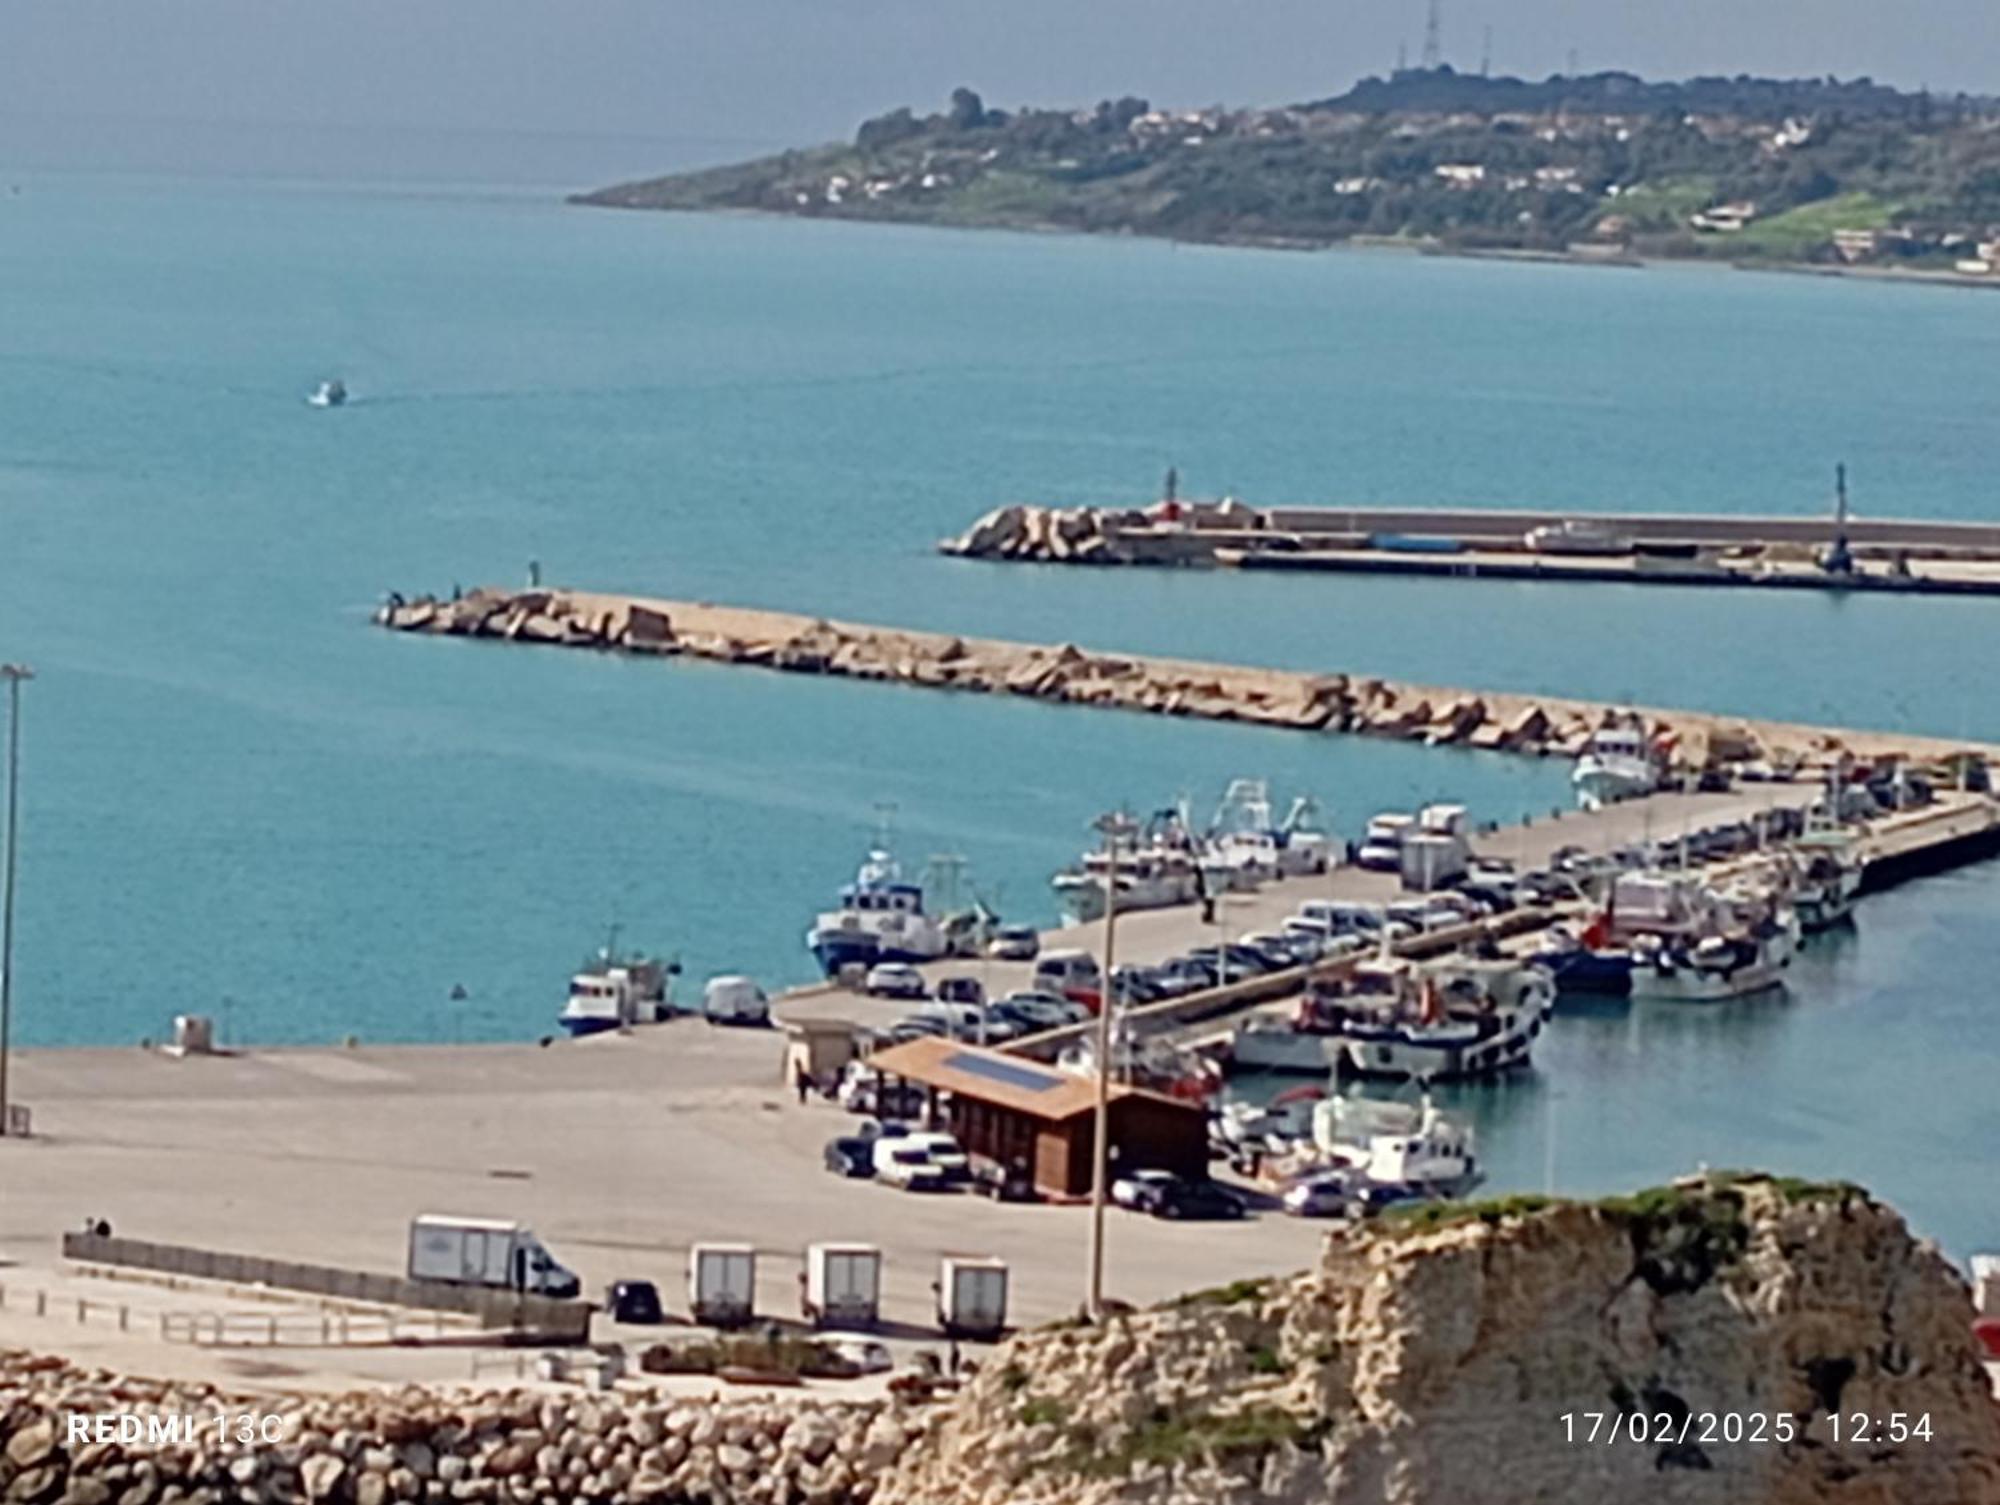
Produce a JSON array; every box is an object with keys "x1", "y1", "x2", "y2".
[{"x1": 2, "y1": 159, "x2": 1996, "y2": 1254}]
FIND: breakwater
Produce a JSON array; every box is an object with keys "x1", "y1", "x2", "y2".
[
  {"x1": 939, "y1": 502, "x2": 2000, "y2": 595},
  {"x1": 0, "y1": 1350, "x2": 913, "y2": 1505},
  {"x1": 374, "y1": 587, "x2": 1996, "y2": 777}
]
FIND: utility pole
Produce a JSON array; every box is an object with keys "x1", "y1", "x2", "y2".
[
  {"x1": 1085, "y1": 810, "x2": 1134, "y2": 1320},
  {"x1": 0, "y1": 664, "x2": 33, "y2": 1138},
  {"x1": 1480, "y1": 25, "x2": 1492, "y2": 77},
  {"x1": 1421, "y1": 0, "x2": 1443, "y2": 70}
]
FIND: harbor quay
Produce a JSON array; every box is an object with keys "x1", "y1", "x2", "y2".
[
  {"x1": 0, "y1": 1023, "x2": 1330, "y2": 1392},
  {"x1": 5, "y1": 783, "x2": 1994, "y2": 1400}
]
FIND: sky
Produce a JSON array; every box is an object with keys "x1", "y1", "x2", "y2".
[{"x1": 2, "y1": 1, "x2": 1997, "y2": 184}]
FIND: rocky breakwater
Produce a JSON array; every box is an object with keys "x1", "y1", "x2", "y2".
[
  {"x1": 0, "y1": 1352, "x2": 919, "y2": 1504},
  {"x1": 877, "y1": 1173, "x2": 2000, "y2": 1505},
  {"x1": 938, "y1": 501, "x2": 1266, "y2": 566},
  {"x1": 375, "y1": 587, "x2": 1984, "y2": 777}
]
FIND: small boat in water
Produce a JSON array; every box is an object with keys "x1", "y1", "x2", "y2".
[
  {"x1": 1787, "y1": 807, "x2": 1865, "y2": 933},
  {"x1": 306, "y1": 378, "x2": 348, "y2": 408},
  {"x1": 560, "y1": 934, "x2": 680, "y2": 1037},
  {"x1": 1275, "y1": 1092, "x2": 1483, "y2": 1215},
  {"x1": 1610, "y1": 870, "x2": 1799, "y2": 1002},
  {"x1": 1572, "y1": 718, "x2": 1664, "y2": 810}
]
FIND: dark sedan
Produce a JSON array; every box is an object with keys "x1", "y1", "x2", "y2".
[{"x1": 1152, "y1": 1179, "x2": 1249, "y2": 1221}]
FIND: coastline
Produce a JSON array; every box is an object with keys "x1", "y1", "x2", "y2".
[{"x1": 570, "y1": 196, "x2": 2000, "y2": 293}]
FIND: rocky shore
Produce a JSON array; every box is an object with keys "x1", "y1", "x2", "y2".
[
  {"x1": 0, "y1": 1358, "x2": 917, "y2": 1505},
  {"x1": 373, "y1": 586, "x2": 1993, "y2": 777}
]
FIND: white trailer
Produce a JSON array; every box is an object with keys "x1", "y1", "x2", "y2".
[
  {"x1": 1400, "y1": 832, "x2": 1468, "y2": 893},
  {"x1": 689, "y1": 1243, "x2": 757, "y2": 1327},
  {"x1": 406, "y1": 1215, "x2": 580, "y2": 1299},
  {"x1": 936, "y1": 1255, "x2": 1008, "y2": 1338},
  {"x1": 803, "y1": 1243, "x2": 881, "y2": 1329}
]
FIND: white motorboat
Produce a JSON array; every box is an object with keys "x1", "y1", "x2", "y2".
[
  {"x1": 559, "y1": 935, "x2": 679, "y2": 1037},
  {"x1": 1312, "y1": 956, "x2": 1556, "y2": 1082},
  {"x1": 306, "y1": 378, "x2": 348, "y2": 408},
  {"x1": 1307, "y1": 1092, "x2": 1482, "y2": 1202},
  {"x1": 1228, "y1": 1012, "x2": 1344, "y2": 1074},
  {"x1": 1572, "y1": 719, "x2": 1662, "y2": 809}
]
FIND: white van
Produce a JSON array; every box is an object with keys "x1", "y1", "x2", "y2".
[
  {"x1": 1032, "y1": 949, "x2": 1102, "y2": 1005},
  {"x1": 702, "y1": 975, "x2": 771, "y2": 1026}
]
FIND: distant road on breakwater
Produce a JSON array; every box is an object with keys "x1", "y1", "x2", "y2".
[{"x1": 939, "y1": 502, "x2": 2000, "y2": 597}]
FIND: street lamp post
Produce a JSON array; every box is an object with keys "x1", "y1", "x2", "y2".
[
  {"x1": 0, "y1": 664, "x2": 33, "y2": 1139},
  {"x1": 1085, "y1": 810, "x2": 1135, "y2": 1320}
]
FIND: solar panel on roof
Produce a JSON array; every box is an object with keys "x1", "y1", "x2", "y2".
[{"x1": 942, "y1": 1052, "x2": 1066, "y2": 1093}]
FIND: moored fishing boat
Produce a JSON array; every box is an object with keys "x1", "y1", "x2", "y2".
[
  {"x1": 1572, "y1": 717, "x2": 1666, "y2": 809},
  {"x1": 1308, "y1": 955, "x2": 1556, "y2": 1082},
  {"x1": 559, "y1": 934, "x2": 680, "y2": 1037},
  {"x1": 1051, "y1": 807, "x2": 1202, "y2": 924}
]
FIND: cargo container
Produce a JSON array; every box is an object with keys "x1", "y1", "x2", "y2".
[
  {"x1": 803, "y1": 1243, "x2": 881, "y2": 1329},
  {"x1": 689, "y1": 1242, "x2": 756, "y2": 1327},
  {"x1": 936, "y1": 1255, "x2": 1008, "y2": 1338}
]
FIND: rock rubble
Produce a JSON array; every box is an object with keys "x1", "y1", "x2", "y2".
[{"x1": 374, "y1": 587, "x2": 1984, "y2": 777}]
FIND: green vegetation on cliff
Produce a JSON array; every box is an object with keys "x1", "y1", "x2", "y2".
[{"x1": 575, "y1": 69, "x2": 2000, "y2": 269}]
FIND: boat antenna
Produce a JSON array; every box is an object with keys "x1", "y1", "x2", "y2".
[{"x1": 870, "y1": 800, "x2": 898, "y2": 851}]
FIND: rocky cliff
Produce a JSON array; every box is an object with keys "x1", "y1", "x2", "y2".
[{"x1": 877, "y1": 1175, "x2": 2000, "y2": 1505}]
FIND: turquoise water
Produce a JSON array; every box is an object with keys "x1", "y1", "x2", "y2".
[{"x1": 2, "y1": 171, "x2": 1997, "y2": 1252}]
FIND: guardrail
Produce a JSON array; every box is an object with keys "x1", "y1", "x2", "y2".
[
  {"x1": 62, "y1": 1233, "x2": 592, "y2": 1344},
  {"x1": 0, "y1": 1281, "x2": 139, "y2": 1332},
  {"x1": 158, "y1": 1309, "x2": 470, "y2": 1347}
]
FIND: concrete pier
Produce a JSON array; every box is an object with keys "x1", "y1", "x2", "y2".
[{"x1": 939, "y1": 501, "x2": 2000, "y2": 596}]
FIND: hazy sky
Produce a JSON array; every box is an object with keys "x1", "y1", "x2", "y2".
[{"x1": 3, "y1": 2, "x2": 1997, "y2": 181}]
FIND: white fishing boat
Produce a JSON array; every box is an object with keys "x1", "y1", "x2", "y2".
[
  {"x1": 1788, "y1": 806, "x2": 1865, "y2": 933},
  {"x1": 1311, "y1": 956, "x2": 1556, "y2": 1082},
  {"x1": 1572, "y1": 719, "x2": 1662, "y2": 809},
  {"x1": 806, "y1": 848, "x2": 957, "y2": 977},
  {"x1": 1198, "y1": 781, "x2": 1333, "y2": 893},
  {"x1": 1627, "y1": 909, "x2": 1799, "y2": 1002},
  {"x1": 306, "y1": 378, "x2": 348, "y2": 408},
  {"x1": 1301, "y1": 1092, "x2": 1482, "y2": 1203},
  {"x1": 1229, "y1": 1012, "x2": 1343, "y2": 1074},
  {"x1": 559, "y1": 933, "x2": 679, "y2": 1038},
  {"x1": 1051, "y1": 808, "x2": 1202, "y2": 924}
]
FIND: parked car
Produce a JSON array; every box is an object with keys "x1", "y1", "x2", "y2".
[
  {"x1": 996, "y1": 991, "x2": 1089, "y2": 1030},
  {"x1": 816, "y1": 1332, "x2": 894, "y2": 1374},
  {"x1": 1110, "y1": 1168, "x2": 1185, "y2": 1213},
  {"x1": 935, "y1": 975, "x2": 985, "y2": 1007},
  {"x1": 911, "y1": 999, "x2": 985, "y2": 1037},
  {"x1": 603, "y1": 1279, "x2": 665, "y2": 1325},
  {"x1": 1282, "y1": 1173, "x2": 1356, "y2": 1219},
  {"x1": 823, "y1": 1137, "x2": 877, "y2": 1179},
  {"x1": 1152, "y1": 1179, "x2": 1249, "y2": 1222},
  {"x1": 1032, "y1": 949, "x2": 1103, "y2": 1005},
  {"x1": 872, "y1": 1141, "x2": 952, "y2": 1192},
  {"x1": 986, "y1": 925, "x2": 1041, "y2": 961},
  {"x1": 865, "y1": 962, "x2": 928, "y2": 999},
  {"x1": 903, "y1": 1130, "x2": 971, "y2": 1184}
]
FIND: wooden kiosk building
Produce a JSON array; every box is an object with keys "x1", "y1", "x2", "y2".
[{"x1": 860, "y1": 1036, "x2": 1208, "y2": 1200}]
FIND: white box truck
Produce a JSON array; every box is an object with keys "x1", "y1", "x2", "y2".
[
  {"x1": 802, "y1": 1243, "x2": 881, "y2": 1329},
  {"x1": 936, "y1": 1255, "x2": 1008, "y2": 1338},
  {"x1": 406, "y1": 1215, "x2": 580, "y2": 1299},
  {"x1": 689, "y1": 1242, "x2": 757, "y2": 1327}
]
